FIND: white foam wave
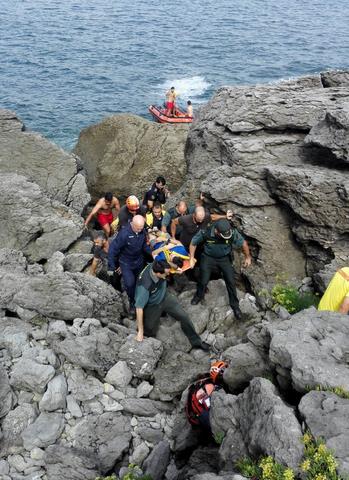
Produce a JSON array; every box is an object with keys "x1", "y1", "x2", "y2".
[{"x1": 158, "y1": 75, "x2": 210, "y2": 101}]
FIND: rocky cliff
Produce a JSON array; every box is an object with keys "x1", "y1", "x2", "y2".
[{"x1": 1, "y1": 70, "x2": 349, "y2": 480}]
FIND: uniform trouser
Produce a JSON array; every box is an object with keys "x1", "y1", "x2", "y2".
[
  {"x1": 119, "y1": 259, "x2": 144, "y2": 306},
  {"x1": 196, "y1": 254, "x2": 240, "y2": 310},
  {"x1": 143, "y1": 292, "x2": 202, "y2": 346}
]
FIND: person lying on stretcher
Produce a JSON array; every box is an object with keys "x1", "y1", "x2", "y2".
[{"x1": 148, "y1": 229, "x2": 196, "y2": 274}]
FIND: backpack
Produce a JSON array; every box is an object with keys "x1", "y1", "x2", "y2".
[{"x1": 185, "y1": 377, "x2": 221, "y2": 428}]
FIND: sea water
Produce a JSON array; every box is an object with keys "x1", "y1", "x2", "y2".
[{"x1": 0, "y1": 0, "x2": 348, "y2": 149}]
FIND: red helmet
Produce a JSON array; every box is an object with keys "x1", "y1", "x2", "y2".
[
  {"x1": 210, "y1": 360, "x2": 228, "y2": 383},
  {"x1": 126, "y1": 195, "x2": 139, "y2": 212}
]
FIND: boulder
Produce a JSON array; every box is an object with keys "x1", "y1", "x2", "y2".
[
  {"x1": 0, "y1": 270, "x2": 123, "y2": 324},
  {"x1": 180, "y1": 72, "x2": 349, "y2": 295},
  {"x1": 0, "y1": 110, "x2": 90, "y2": 213},
  {"x1": 299, "y1": 390, "x2": 349, "y2": 475},
  {"x1": 73, "y1": 114, "x2": 188, "y2": 199},
  {"x1": 65, "y1": 366, "x2": 104, "y2": 402},
  {"x1": 0, "y1": 173, "x2": 83, "y2": 262},
  {"x1": 321, "y1": 70, "x2": 349, "y2": 87},
  {"x1": 305, "y1": 106, "x2": 349, "y2": 163},
  {"x1": 210, "y1": 378, "x2": 303, "y2": 470},
  {"x1": 119, "y1": 398, "x2": 172, "y2": 417},
  {"x1": 63, "y1": 253, "x2": 93, "y2": 272},
  {"x1": 39, "y1": 375, "x2": 68, "y2": 412},
  {"x1": 143, "y1": 440, "x2": 171, "y2": 480},
  {"x1": 105, "y1": 360, "x2": 133, "y2": 388},
  {"x1": 21, "y1": 413, "x2": 65, "y2": 450},
  {"x1": 118, "y1": 336, "x2": 163, "y2": 379},
  {"x1": 0, "y1": 404, "x2": 37, "y2": 456},
  {"x1": 267, "y1": 309, "x2": 349, "y2": 392},
  {"x1": 223, "y1": 342, "x2": 270, "y2": 391},
  {"x1": 68, "y1": 412, "x2": 132, "y2": 473},
  {"x1": 44, "y1": 445, "x2": 99, "y2": 480},
  {"x1": 0, "y1": 366, "x2": 15, "y2": 418},
  {"x1": 10, "y1": 359, "x2": 55, "y2": 393}
]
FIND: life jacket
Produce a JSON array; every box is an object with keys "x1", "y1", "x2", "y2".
[{"x1": 185, "y1": 377, "x2": 221, "y2": 427}]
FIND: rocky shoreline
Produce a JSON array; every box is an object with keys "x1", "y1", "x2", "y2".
[{"x1": 1, "y1": 70, "x2": 349, "y2": 480}]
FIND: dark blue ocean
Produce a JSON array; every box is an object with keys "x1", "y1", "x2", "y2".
[{"x1": 1, "y1": 0, "x2": 348, "y2": 150}]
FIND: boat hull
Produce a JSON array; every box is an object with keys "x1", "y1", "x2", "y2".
[{"x1": 148, "y1": 105, "x2": 193, "y2": 124}]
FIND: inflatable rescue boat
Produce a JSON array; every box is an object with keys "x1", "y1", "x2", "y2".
[{"x1": 148, "y1": 105, "x2": 193, "y2": 124}]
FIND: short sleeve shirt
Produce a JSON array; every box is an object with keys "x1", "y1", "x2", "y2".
[{"x1": 178, "y1": 212, "x2": 211, "y2": 248}]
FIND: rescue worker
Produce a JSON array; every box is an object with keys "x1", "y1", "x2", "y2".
[
  {"x1": 143, "y1": 176, "x2": 169, "y2": 211},
  {"x1": 318, "y1": 267, "x2": 349, "y2": 313},
  {"x1": 118, "y1": 195, "x2": 146, "y2": 228},
  {"x1": 108, "y1": 215, "x2": 149, "y2": 314},
  {"x1": 84, "y1": 192, "x2": 120, "y2": 238},
  {"x1": 145, "y1": 201, "x2": 166, "y2": 230},
  {"x1": 161, "y1": 200, "x2": 195, "y2": 236},
  {"x1": 135, "y1": 260, "x2": 210, "y2": 351},
  {"x1": 189, "y1": 219, "x2": 252, "y2": 320}
]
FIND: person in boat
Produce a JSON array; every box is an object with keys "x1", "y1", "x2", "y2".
[
  {"x1": 318, "y1": 268, "x2": 349, "y2": 313},
  {"x1": 143, "y1": 176, "x2": 169, "y2": 210},
  {"x1": 84, "y1": 192, "x2": 120, "y2": 238},
  {"x1": 165, "y1": 86, "x2": 177, "y2": 116},
  {"x1": 145, "y1": 201, "x2": 166, "y2": 230},
  {"x1": 148, "y1": 229, "x2": 192, "y2": 273},
  {"x1": 187, "y1": 100, "x2": 193, "y2": 117}
]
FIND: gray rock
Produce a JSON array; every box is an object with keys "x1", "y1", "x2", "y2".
[
  {"x1": 305, "y1": 106, "x2": 349, "y2": 162},
  {"x1": 53, "y1": 327, "x2": 124, "y2": 374},
  {"x1": 45, "y1": 251, "x2": 65, "y2": 274},
  {"x1": 0, "y1": 248, "x2": 27, "y2": 273},
  {"x1": 21, "y1": 412, "x2": 65, "y2": 450},
  {"x1": 223, "y1": 342, "x2": 270, "y2": 391},
  {"x1": 0, "y1": 459, "x2": 10, "y2": 475},
  {"x1": 143, "y1": 440, "x2": 171, "y2": 480},
  {"x1": 0, "y1": 317, "x2": 32, "y2": 359},
  {"x1": 0, "y1": 109, "x2": 24, "y2": 133},
  {"x1": 299, "y1": 390, "x2": 349, "y2": 475},
  {"x1": 0, "y1": 404, "x2": 37, "y2": 456},
  {"x1": 192, "y1": 475, "x2": 245, "y2": 480},
  {"x1": 74, "y1": 114, "x2": 188, "y2": 199},
  {"x1": 210, "y1": 378, "x2": 303, "y2": 469},
  {"x1": 0, "y1": 173, "x2": 84, "y2": 262},
  {"x1": 66, "y1": 367, "x2": 104, "y2": 401},
  {"x1": 66, "y1": 394, "x2": 83, "y2": 418},
  {"x1": 0, "y1": 365, "x2": 15, "y2": 418},
  {"x1": 321, "y1": 70, "x2": 349, "y2": 87},
  {"x1": 39, "y1": 374, "x2": 67, "y2": 412},
  {"x1": 1, "y1": 270, "x2": 123, "y2": 324},
  {"x1": 152, "y1": 351, "x2": 210, "y2": 400},
  {"x1": 64, "y1": 253, "x2": 93, "y2": 272},
  {"x1": 44, "y1": 444, "x2": 99, "y2": 480},
  {"x1": 267, "y1": 309, "x2": 349, "y2": 392},
  {"x1": 0, "y1": 116, "x2": 90, "y2": 212},
  {"x1": 68, "y1": 239, "x2": 94, "y2": 254},
  {"x1": 136, "y1": 381, "x2": 154, "y2": 398},
  {"x1": 137, "y1": 426, "x2": 164, "y2": 444},
  {"x1": 129, "y1": 442, "x2": 150, "y2": 466},
  {"x1": 105, "y1": 360, "x2": 133, "y2": 388},
  {"x1": 120, "y1": 398, "x2": 173, "y2": 417},
  {"x1": 68, "y1": 412, "x2": 132, "y2": 473},
  {"x1": 10, "y1": 359, "x2": 55, "y2": 393},
  {"x1": 119, "y1": 336, "x2": 163, "y2": 379}
]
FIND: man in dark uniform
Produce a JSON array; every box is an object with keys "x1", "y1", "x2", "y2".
[
  {"x1": 108, "y1": 215, "x2": 149, "y2": 314},
  {"x1": 143, "y1": 176, "x2": 169, "y2": 211},
  {"x1": 189, "y1": 219, "x2": 252, "y2": 320},
  {"x1": 134, "y1": 260, "x2": 210, "y2": 351}
]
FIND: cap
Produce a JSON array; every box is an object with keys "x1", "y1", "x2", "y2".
[{"x1": 215, "y1": 219, "x2": 232, "y2": 240}]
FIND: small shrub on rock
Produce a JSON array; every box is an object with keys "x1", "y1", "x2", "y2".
[{"x1": 271, "y1": 279, "x2": 319, "y2": 314}]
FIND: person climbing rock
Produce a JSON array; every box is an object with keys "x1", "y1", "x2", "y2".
[
  {"x1": 318, "y1": 267, "x2": 349, "y2": 313},
  {"x1": 134, "y1": 259, "x2": 210, "y2": 351},
  {"x1": 186, "y1": 360, "x2": 228, "y2": 431},
  {"x1": 161, "y1": 200, "x2": 195, "y2": 236},
  {"x1": 108, "y1": 215, "x2": 149, "y2": 315},
  {"x1": 189, "y1": 218, "x2": 252, "y2": 320},
  {"x1": 84, "y1": 192, "x2": 120, "y2": 237},
  {"x1": 145, "y1": 201, "x2": 166, "y2": 230}
]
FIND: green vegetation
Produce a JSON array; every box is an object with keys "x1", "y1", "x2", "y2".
[
  {"x1": 235, "y1": 433, "x2": 346, "y2": 480},
  {"x1": 310, "y1": 385, "x2": 349, "y2": 400},
  {"x1": 95, "y1": 465, "x2": 152, "y2": 480},
  {"x1": 213, "y1": 430, "x2": 225, "y2": 445}
]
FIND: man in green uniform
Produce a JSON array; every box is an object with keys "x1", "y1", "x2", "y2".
[
  {"x1": 135, "y1": 260, "x2": 209, "y2": 350},
  {"x1": 189, "y1": 219, "x2": 252, "y2": 320}
]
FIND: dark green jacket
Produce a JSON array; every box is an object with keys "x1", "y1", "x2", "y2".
[{"x1": 191, "y1": 223, "x2": 244, "y2": 258}]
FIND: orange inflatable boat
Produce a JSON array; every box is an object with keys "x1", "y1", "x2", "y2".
[{"x1": 148, "y1": 105, "x2": 193, "y2": 124}]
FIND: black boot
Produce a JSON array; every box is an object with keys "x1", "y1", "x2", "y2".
[
  {"x1": 233, "y1": 307, "x2": 243, "y2": 321},
  {"x1": 191, "y1": 295, "x2": 201, "y2": 305}
]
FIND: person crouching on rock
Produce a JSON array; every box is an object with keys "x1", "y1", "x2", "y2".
[
  {"x1": 134, "y1": 259, "x2": 210, "y2": 351},
  {"x1": 186, "y1": 360, "x2": 228, "y2": 431},
  {"x1": 318, "y1": 267, "x2": 349, "y2": 313},
  {"x1": 108, "y1": 215, "x2": 149, "y2": 316},
  {"x1": 84, "y1": 192, "x2": 120, "y2": 238}
]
